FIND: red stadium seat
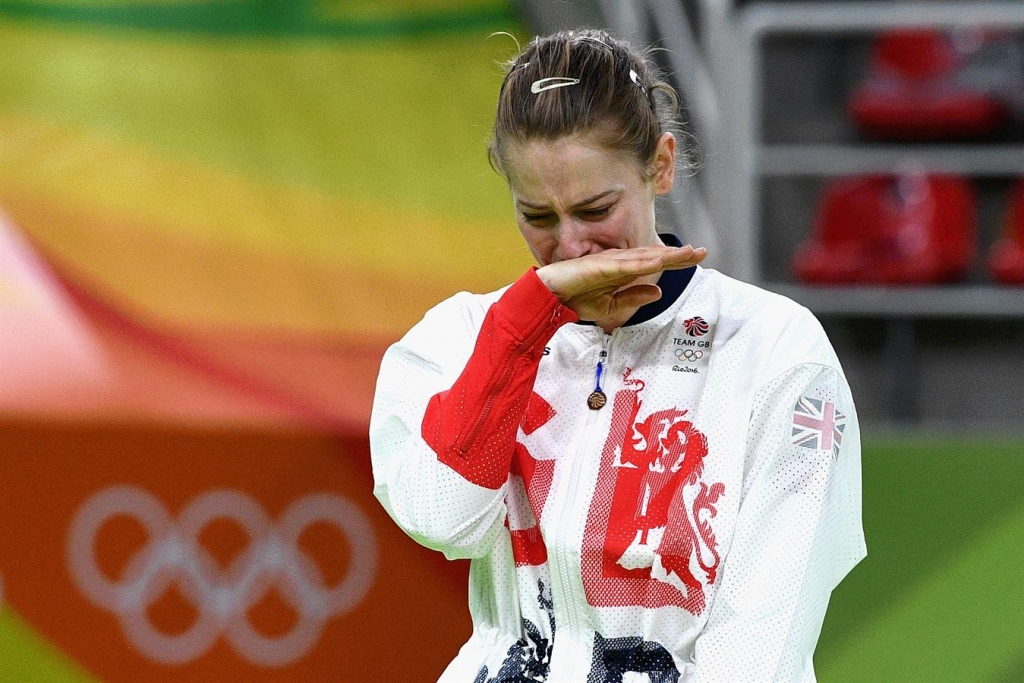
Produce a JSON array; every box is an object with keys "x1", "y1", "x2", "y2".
[
  {"x1": 988, "y1": 180, "x2": 1024, "y2": 285},
  {"x1": 849, "y1": 30, "x2": 1010, "y2": 140},
  {"x1": 872, "y1": 29, "x2": 959, "y2": 79},
  {"x1": 792, "y1": 177, "x2": 885, "y2": 284},
  {"x1": 793, "y1": 174, "x2": 977, "y2": 285}
]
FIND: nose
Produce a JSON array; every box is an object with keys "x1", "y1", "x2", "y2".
[{"x1": 554, "y1": 219, "x2": 595, "y2": 261}]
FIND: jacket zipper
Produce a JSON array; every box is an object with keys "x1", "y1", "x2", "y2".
[
  {"x1": 551, "y1": 332, "x2": 614, "y2": 672},
  {"x1": 458, "y1": 307, "x2": 559, "y2": 456}
]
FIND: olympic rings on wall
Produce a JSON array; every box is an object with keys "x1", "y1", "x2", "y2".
[{"x1": 66, "y1": 486, "x2": 377, "y2": 667}]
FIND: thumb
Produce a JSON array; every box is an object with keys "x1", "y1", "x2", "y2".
[{"x1": 609, "y1": 283, "x2": 662, "y2": 313}]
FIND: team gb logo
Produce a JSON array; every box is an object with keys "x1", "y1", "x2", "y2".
[{"x1": 581, "y1": 369, "x2": 725, "y2": 615}]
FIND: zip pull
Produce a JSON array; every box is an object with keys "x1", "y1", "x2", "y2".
[{"x1": 587, "y1": 338, "x2": 611, "y2": 410}]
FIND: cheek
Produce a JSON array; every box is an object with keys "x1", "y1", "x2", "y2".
[
  {"x1": 618, "y1": 204, "x2": 656, "y2": 243},
  {"x1": 598, "y1": 210, "x2": 642, "y2": 247}
]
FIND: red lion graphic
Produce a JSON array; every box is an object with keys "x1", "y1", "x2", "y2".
[{"x1": 582, "y1": 369, "x2": 724, "y2": 614}]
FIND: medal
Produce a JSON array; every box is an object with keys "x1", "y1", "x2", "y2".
[{"x1": 589, "y1": 347, "x2": 608, "y2": 410}]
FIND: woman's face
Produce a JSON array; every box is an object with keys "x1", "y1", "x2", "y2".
[{"x1": 504, "y1": 131, "x2": 676, "y2": 266}]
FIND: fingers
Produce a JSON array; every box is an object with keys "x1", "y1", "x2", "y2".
[
  {"x1": 592, "y1": 245, "x2": 706, "y2": 281},
  {"x1": 537, "y1": 244, "x2": 709, "y2": 304},
  {"x1": 663, "y1": 245, "x2": 707, "y2": 268},
  {"x1": 565, "y1": 283, "x2": 663, "y2": 322},
  {"x1": 603, "y1": 245, "x2": 707, "y2": 272},
  {"x1": 609, "y1": 283, "x2": 663, "y2": 312}
]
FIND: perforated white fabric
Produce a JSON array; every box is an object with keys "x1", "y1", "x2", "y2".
[{"x1": 370, "y1": 267, "x2": 866, "y2": 682}]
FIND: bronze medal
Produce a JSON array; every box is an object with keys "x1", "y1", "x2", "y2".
[{"x1": 587, "y1": 390, "x2": 607, "y2": 410}]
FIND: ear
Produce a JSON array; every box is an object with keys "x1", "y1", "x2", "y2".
[{"x1": 652, "y1": 132, "x2": 676, "y2": 195}]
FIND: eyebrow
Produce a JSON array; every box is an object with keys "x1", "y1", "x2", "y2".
[{"x1": 516, "y1": 189, "x2": 618, "y2": 212}]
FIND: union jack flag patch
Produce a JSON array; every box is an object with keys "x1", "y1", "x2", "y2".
[{"x1": 791, "y1": 397, "x2": 846, "y2": 457}]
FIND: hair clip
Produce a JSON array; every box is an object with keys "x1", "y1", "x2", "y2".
[
  {"x1": 629, "y1": 69, "x2": 644, "y2": 89},
  {"x1": 531, "y1": 77, "x2": 580, "y2": 93}
]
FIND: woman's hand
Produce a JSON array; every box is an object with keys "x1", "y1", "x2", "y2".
[{"x1": 535, "y1": 244, "x2": 707, "y2": 323}]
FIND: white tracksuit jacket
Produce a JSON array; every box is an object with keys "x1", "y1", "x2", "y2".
[{"x1": 370, "y1": 264, "x2": 866, "y2": 683}]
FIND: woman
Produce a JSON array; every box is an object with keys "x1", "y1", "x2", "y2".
[{"x1": 370, "y1": 29, "x2": 865, "y2": 682}]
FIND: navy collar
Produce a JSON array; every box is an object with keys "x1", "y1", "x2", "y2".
[
  {"x1": 575, "y1": 233, "x2": 696, "y2": 328},
  {"x1": 623, "y1": 233, "x2": 695, "y2": 326}
]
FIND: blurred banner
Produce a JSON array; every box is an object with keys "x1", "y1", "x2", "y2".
[
  {"x1": 0, "y1": 422, "x2": 469, "y2": 681},
  {"x1": 0, "y1": 0, "x2": 531, "y2": 679}
]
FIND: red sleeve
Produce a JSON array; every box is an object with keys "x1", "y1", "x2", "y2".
[{"x1": 421, "y1": 268, "x2": 578, "y2": 489}]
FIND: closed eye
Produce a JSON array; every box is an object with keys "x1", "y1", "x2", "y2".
[
  {"x1": 522, "y1": 213, "x2": 556, "y2": 227},
  {"x1": 579, "y1": 205, "x2": 612, "y2": 221}
]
